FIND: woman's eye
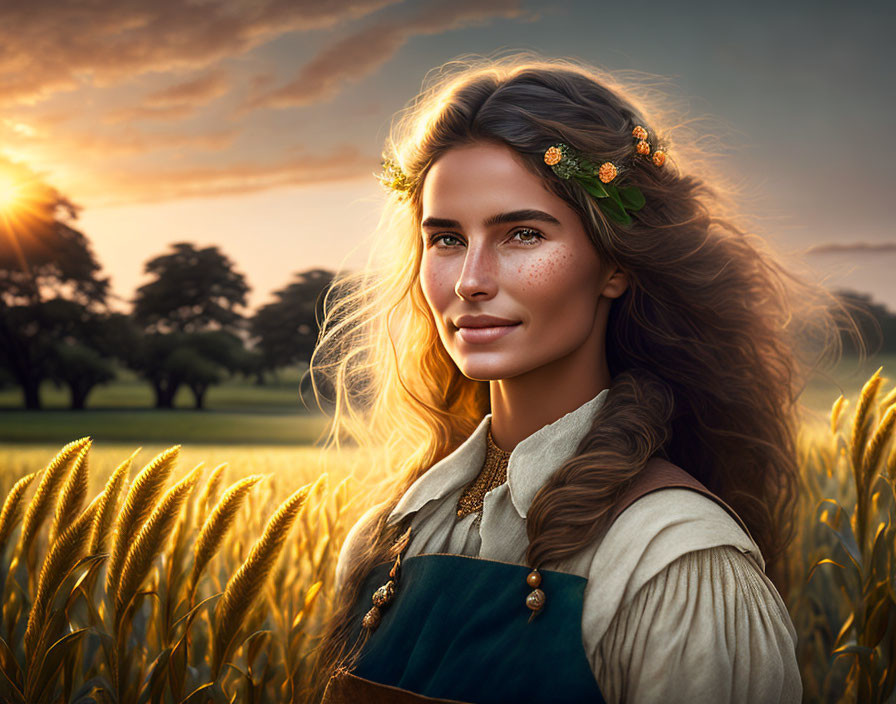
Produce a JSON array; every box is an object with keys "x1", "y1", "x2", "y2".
[
  {"x1": 430, "y1": 234, "x2": 462, "y2": 247},
  {"x1": 512, "y1": 228, "x2": 543, "y2": 246}
]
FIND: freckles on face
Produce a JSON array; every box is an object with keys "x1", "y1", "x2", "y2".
[{"x1": 518, "y1": 248, "x2": 572, "y2": 287}]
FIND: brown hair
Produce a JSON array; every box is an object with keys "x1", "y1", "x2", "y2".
[{"x1": 308, "y1": 52, "x2": 859, "y2": 692}]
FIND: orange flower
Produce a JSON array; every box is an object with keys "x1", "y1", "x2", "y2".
[
  {"x1": 598, "y1": 162, "x2": 617, "y2": 183},
  {"x1": 544, "y1": 146, "x2": 563, "y2": 166},
  {"x1": 652, "y1": 150, "x2": 666, "y2": 167},
  {"x1": 635, "y1": 140, "x2": 651, "y2": 156},
  {"x1": 632, "y1": 125, "x2": 648, "y2": 141}
]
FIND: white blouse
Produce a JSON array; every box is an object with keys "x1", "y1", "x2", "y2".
[{"x1": 334, "y1": 388, "x2": 802, "y2": 703}]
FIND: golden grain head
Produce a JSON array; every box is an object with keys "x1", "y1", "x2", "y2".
[
  {"x1": 212, "y1": 484, "x2": 310, "y2": 673},
  {"x1": 116, "y1": 466, "x2": 200, "y2": 618},
  {"x1": 191, "y1": 475, "x2": 265, "y2": 594},
  {"x1": 25, "y1": 497, "x2": 98, "y2": 658},
  {"x1": 19, "y1": 437, "x2": 92, "y2": 555},
  {"x1": 49, "y1": 441, "x2": 92, "y2": 547},
  {"x1": 89, "y1": 450, "x2": 136, "y2": 556},
  {"x1": 0, "y1": 470, "x2": 39, "y2": 551},
  {"x1": 106, "y1": 445, "x2": 180, "y2": 597}
]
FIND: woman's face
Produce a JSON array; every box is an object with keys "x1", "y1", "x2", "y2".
[{"x1": 419, "y1": 140, "x2": 627, "y2": 382}]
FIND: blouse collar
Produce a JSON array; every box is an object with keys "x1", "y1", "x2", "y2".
[{"x1": 386, "y1": 387, "x2": 610, "y2": 526}]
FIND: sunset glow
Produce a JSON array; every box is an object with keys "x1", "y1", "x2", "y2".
[
  {"x1": 0, "y1": 3, "x2": 889, "y2": 311},
  {"x1": 0, "y1": 171, "x2": 22, "y2": 213}
]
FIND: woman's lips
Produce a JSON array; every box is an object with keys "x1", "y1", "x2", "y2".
[{"x1": 456, "y1": 322, "x2": 521, "y2": 344}]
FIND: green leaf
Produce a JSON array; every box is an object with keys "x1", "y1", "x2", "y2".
[
  {"x1": 598, "y1": 198, "x2": 632, "y2": 226},
  {"x1": 580, "y1": 178, "x2": 608, "y2": 199},
  {"x1": 618, "y1": 186, "x2": 646, "y2": 211}
]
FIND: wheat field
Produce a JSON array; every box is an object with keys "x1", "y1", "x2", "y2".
[{"x1": 2, "y1": 371, "x2": 896, "y2": 703}]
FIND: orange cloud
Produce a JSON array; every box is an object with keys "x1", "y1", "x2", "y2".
[
  {"x1": 6, "y1": 124, "x2": 238, "y2": 158},
  {"x1": 245, "y1": 0, "x2": 528, "y2": 111},
  {"x1": 76, "y1": 144, "x2": 376, "y2": 205},
  {"x1": 0, "y1": 0, "x2": 403, "y2": 107},
  {"x1": 105, "y1": 69, "x2": 232, "y2": 123}
]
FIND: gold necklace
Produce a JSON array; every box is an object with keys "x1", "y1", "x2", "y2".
[{"x1": 456, "y1": 422, "x2": 511, "y2": 519}]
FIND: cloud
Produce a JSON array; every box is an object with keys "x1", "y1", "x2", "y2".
[
  {"x1": 0, "y1": 0, "x2": 403, "y2": 107},
  {"x1": 78, "y1": 144, "x2": 377, "y2": 205},
  {"x1": 245, "y1": 0, "x2": 528, "y2": 111},
  {"x1": 805, "y1": 242, "x2": 896, "y2": 255},
  {"x1": 68, "y1": 129, "x2": 239, "y2": 156},
  {"x1": 4, "y1": 121, "x2": 239, "y2": 158},
  {"x1": 105, "y1": 69, "x2": 232, "y2": 124}
]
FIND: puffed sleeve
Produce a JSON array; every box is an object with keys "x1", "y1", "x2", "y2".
[{"x1": 595, "y1": 545, "x2": 802, "y2": 704}]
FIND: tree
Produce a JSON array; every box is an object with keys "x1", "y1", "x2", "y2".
[
  {"x1": 0, "y1": 157, "x2": 111, "y2": 409},
  {"x1": 134, "y1": 242, "x2": 249, "y2": 333},
  {"x1": 250, "y1": 269, "x2": 335, "y2": 376},
  {"x1": 836, "y1": 289, "x2": 896, "y2": 355},
  {"x1": 131, "y1": 243, "x2": 251, "y2": 408},
  {"x1": 51, "y1": 342, "x2": 115, "y2": 410}
]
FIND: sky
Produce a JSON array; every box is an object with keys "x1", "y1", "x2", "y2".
[{"x1": 0, "y1": 0, "x2": 893, "y2": 311}]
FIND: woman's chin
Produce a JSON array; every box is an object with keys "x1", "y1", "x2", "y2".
[{"x1": 455, "y1": 359, "x2": 529, "y2": 382}]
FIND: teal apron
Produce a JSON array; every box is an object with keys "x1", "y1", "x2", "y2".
[
  {"x1": 322, "y1": 552, "x2": 605, "y2": 703},
  {"x1": 321, "y1": 457, "x2": 748, "y2": 703}
]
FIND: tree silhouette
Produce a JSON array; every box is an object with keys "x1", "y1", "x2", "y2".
[
  {"x1": 0, "y1": 157, "x2": 112, "y2": 409},
  {"x1": 131, "y1": 242, "x2": 251, "y2": 408},
  {"x1": 134, "y1": 242, "x2": 249, "y2": 333},
  {"x1": 250, "y1": 269, "x2": 334, "y2": 375}
]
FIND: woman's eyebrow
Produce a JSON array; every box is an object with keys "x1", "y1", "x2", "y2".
[{"x1": 421, "y1": 209, "x2": 561, "y2": 230}]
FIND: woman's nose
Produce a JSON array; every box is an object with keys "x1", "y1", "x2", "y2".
[{"x1": 454, "y1": 242, "x2": 497, "y2": 300}]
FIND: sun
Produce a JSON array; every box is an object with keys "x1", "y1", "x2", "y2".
[{"x1": 0, "y1": 170, "x2": 23, "y2": 213}]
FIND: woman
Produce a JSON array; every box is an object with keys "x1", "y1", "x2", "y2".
[{"x1": 311, "y1": 54, "x2": 849, "y2": 703}]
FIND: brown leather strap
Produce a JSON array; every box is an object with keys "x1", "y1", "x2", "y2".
[
  {"x1": 321, "y1": 671, "x2": 472, "y2": 704},
  {"x1": 605, "y1": 456, "x2": 756, "y2": 545}
]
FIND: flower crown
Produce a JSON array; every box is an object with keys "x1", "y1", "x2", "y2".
[{"x1": 376, "y1": 124, "x2": 666, "y2": 226}]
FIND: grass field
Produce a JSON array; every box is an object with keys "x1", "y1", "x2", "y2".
[
  {"x1": 1, "y1": 354, "x2": 893, "y2": 445},
  {"x1": 0, "y1": 367, "x2": 333, "y2": 444},
  {"x1": 0, "y1": 359, "x2": 895, "y2": 700}
]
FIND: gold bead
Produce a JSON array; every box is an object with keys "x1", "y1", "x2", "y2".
[
  {"x1": 526, "y1": 588, "x2": 546, "y2": 611},
  {"x1": 372, "y1": 580, "x2": 396, "y2": 607},
  {"x1": 636, "y1": 140, "x2": 651, "y2": 156},
  {"x1": 632, "y1": 125, "x2": 648, "y2": 141},
  {"x1": 544, "y1": 146, "x2": 563, "y2": 166},
  {"x1": 598, "y1": 162, "x2": 617, "y2": 183},
  {"x1": 526, "y1": 570, "x2": 541, "y2": 588},
  {"x1": 652, "y1": 150, "x2": 666, "y2": 167},
  {"x1": 362, "y1": 606, "x2": 381, "y2": 629}
]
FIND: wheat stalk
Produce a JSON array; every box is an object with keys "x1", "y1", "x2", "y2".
[
  {"x1": 105, "y1": 446, "x2": 179, "y2": 597},
  {"x1": 212, "y1": 484, "x2": 310, "y2": 675},
  {"x1": 49, "y1": 440, "x2": 92, "y2": 546},
  {"x1": 865, "y1": 405, "x2": 896, "y2": 480},
  {"x1": 89, "y1": 450, "x2": 136, "y2": 556},
  {"x1": 24, "y1": 497, "x2": 99, "y2": 659},
  {"x1": 188, "y1": 474, "x2": 265, "y2": 600},
  {"x1": 831, "y1": 395, "x2": 848, "y2": 435},
  {"x1": 18, "y1": 437, "x2": 91, "y2": 561},
  {"x1": 0, "y1": 470, "x2": 39, "y2": 553},
  {"x1": 851, "y1": 368, "x2": 884, "y2": 488},
  {"x1": 195, "y1": 463, "x2": 227, "y2": 524},
  {"x1": 115, "y1": 466, "x2": 201, "y2": 620}
]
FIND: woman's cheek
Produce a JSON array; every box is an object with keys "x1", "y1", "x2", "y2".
[{"x1": 517, "y1": 248, "x2": 574, "y2": 295}]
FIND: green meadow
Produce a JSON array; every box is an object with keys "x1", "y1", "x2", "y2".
[
  {"x1": 1, "y1": 354, "x2": 893, "y2": 446},
  {"x1": 0, "y1": 367, "x2": 331, "y2": 445}
]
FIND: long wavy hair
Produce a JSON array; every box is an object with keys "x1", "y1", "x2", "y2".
[{"x1": 308, "y1": 52, "x2": 859, "y2": 690}]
